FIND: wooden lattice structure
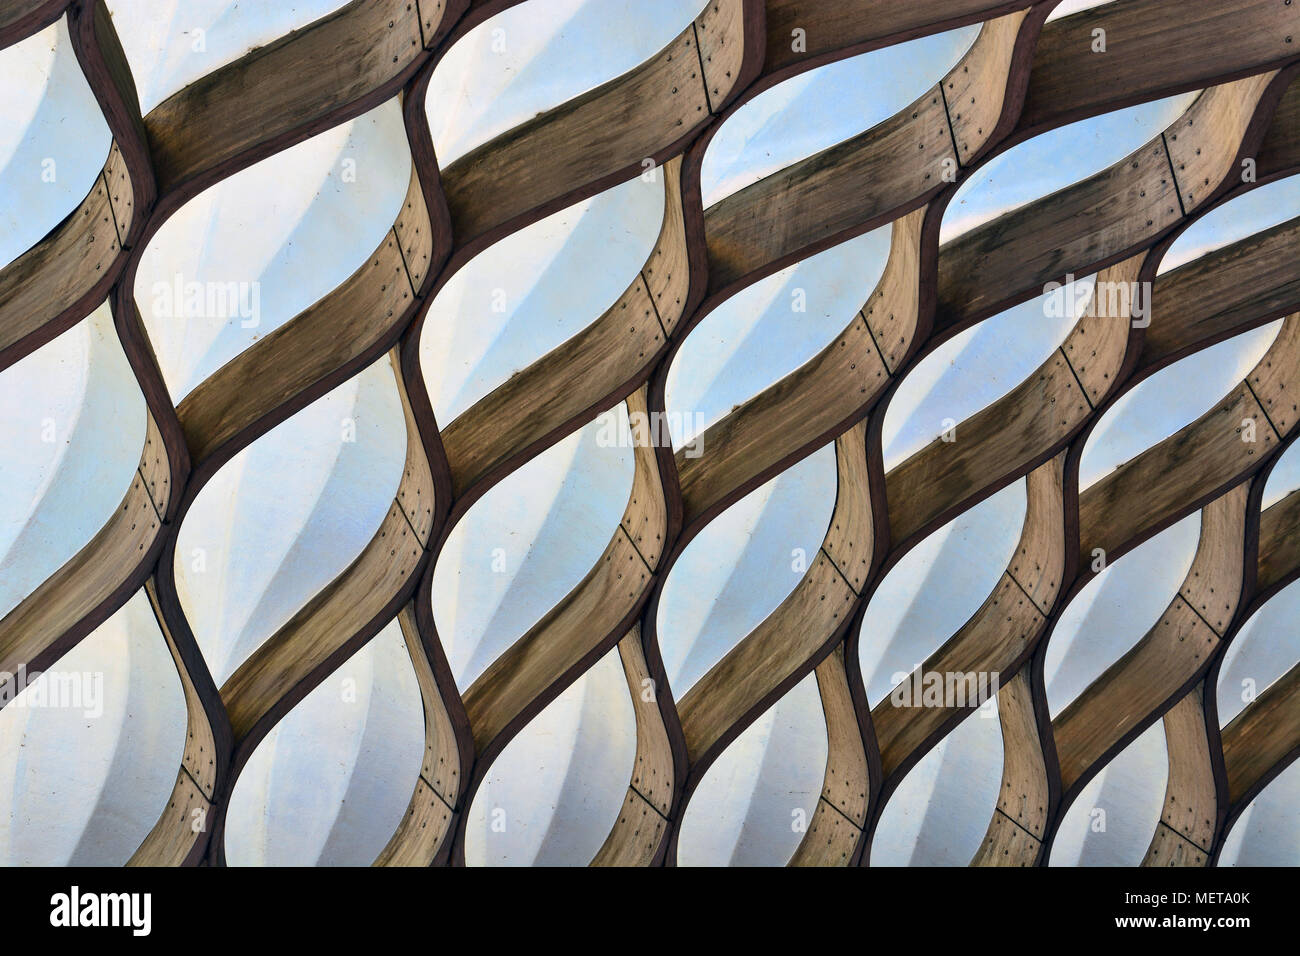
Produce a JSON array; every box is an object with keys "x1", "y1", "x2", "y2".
[{"x1": 1, "y1": 0, "x2": 1298, "y2": 866}]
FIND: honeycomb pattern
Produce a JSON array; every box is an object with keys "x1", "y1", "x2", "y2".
[{"x1": 0, "y1": 0, "x2": 1298, "y2": 866}]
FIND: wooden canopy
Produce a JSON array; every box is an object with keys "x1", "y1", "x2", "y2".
[{"x1": 1, "y1": 0, "x2": 1298, "y2": 867}]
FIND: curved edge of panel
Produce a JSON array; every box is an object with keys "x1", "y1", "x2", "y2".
[
  {"x1": 173, "y1": 145, "x2": 446, "y2": 486},
  {"x1": 699, "y1": 7, "x2": 1047, "y2": 302},
  {"x1": 590, "y1": 625, "x2": 677, "y2": 866},
  {"x1": 0, "y1": 0, "x2": 68, "y2": 50},
  {"x1": 0, "y1": 388, "x2": 179, "y2": 704},
  {"x1": 935, "y1": 66, "x2": 1295, "y2": 339},
  {"x1": 437, "y1": 155, "x2": 703, "y2": 507},
  {"x1": 662, "y1": 419, "x2": 880, "y2": 865},
  {"x1": 0, "y1": 0, "x2": 152, "y2": 371},
  {"x1": 141, "y1": 0, "x2": 465, "y2": 206},
  {"x1": 444, "y1": 382, "x2": 673, "y2": 864},
  {"x1": 171, "y1": 345, "x2": 439, "y2": 864},
  {"x1": 864, "y1": 451, "x2": 1069, "y2": 862},
  {"x1": 127, "y1": 578, "x2": 233, "y2": 866},
  {"x1": 1018, "y1": 0, "x2": 1299, "y2": 138},
  {"x1": 372, "y1": 602, "x2": 473, "y2": 867},
  {"x1": 437, "y1": 0, "x2": 764, "y2": 259},
  {"x1": 1140, "y1": 683, "x2": 1220, "y2": 867},
  {"x1": 675, "y1": 204, "x2": 930, "y2": 532}
]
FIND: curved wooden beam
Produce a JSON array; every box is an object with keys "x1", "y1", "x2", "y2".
[
  {"x1": 0, "y1": 0, "x2": 153, "y2": 371},
  {"x1": 373, "y1": 602, "x2": 471, "y2": 866},
  {"x1": 189, "y1": 346, "x2": 440, "y2": 863},
  {"x1": 142, "y1": 0, "x2": 464, "y2": 205},
  {"x1": 971, "y1": 669, "x2": 1054, "y2": 866},
  {"x1": 0, "y1": 407, "x2": 171, "y2": 689},
  {"x1": 5, "y1": 0, "x2": 1300, "y2": 868},
  {"x1": 175, "y1": 159, "x2": 439, "y2": 481},
  {"x1": 591, "y1": 626, "x2": 677, "y2": 866},
  {"x1": 436, "y1": 156, "x2": 699, "y2": 506},
  {"x1": 701, "y1": 9, "x2": 1044, "y2": 301},
  {"x1": 1141, "y1": 683, "x2": 1220, "y2": 867},
  {"x1": 1215, "y1": 661, "x2": 1300, "y2": 857},
  {"x1": 660, "y1": 418, "x2": 878, "y2": 865},
  {"x1": 935, "y1": 69, "x2": 1286, "y2": 339},
  {"x1": 442, "y1": 383, "x2": 673, "y2": 863},
  {"x1": 1017, "y1": 0, "x2": 1299, "y2": 138},
  {"x1": 788, "y1": 644, "x2": 874, "y2": 866},
  {"x1": 0, "y1": 0, "x2": 67, "y2": 49},
  {"x1": 127, "y1": 578, "x2": 232, "y2": 866},
  {"x1": 438, "y1": 0, "x2": 763, "y2": 258}
]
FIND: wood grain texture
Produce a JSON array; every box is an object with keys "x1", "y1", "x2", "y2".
[
  {"x1": 1138, "y1": 219, "x2": 1300, "y2": 374},
  {"x1": 936, "y1": 137, "x2": 1180, "y2": 333},
  {"x1": 593, "y1": 628, "x2": 674, "y2": 865},
  {"x1": 886, "y1": 352, "x2": 1090, "y2": 550},
  {"x1": 1256, "y1": 71, "x2": 1300, "y2": 179},
  {"x1": 459, "y1": 387, "x2": 667, "y2": 758},
  {"x1": 0, "y1": 0, "x2": 66, "y2": 49},
  {"x1": 945, "y1": 10, "x2": 1031, "y2": 164},
  {"x1": 129, "y1": 579, "x2": 226, "y2": 866},
  {"x1": 615, "y1": 626, "x2": 675, "y2": 816},
  {"x1": 127, "y1": 768, "x2": 212, "y2": 868},
  {"x1": 375, "y1": 778, "x2": 456, "y2": 866},
  {"x1": 1055, "y1": 482, "x2": 1250, "y2": 796},
  {"x1": 1257, "y1": 488, "x2": 1300, "y2": 597},
  {"x1": 1247, "y1": 313, "x2": 1300, "y2": 439},
  {"x1": 789, "y1": 797, "x2": 861, "y2": 867},
  {"x1": 216, "y1": 348, "x2": 435, "y2": 744},
  {"x1": 145, "y1": 580, "x2": 218, "y2": 802},
  {"x1": 144, "y1": 0, "x2": 425, "y2": 197},
  {"x1": 0, "y1": 166, "x2": 122, "y2": 359},
  {"x1": 220, "y1": 502, "x2": 425, "y2": 742},
  {"x1": 1166, "y1": 72, "x2": 1278, "y2": 213},
  {"x1": 462, "y1": 529, "x2": 651, "y2": 754},
  {"x1": 991, "y1": 670, "x2": 1050, "y2": 842},
  {"x1": 810, "y1": 645, "x2": 870, "y2": 829},
  {"x1": 862, "y1": 207, "x2": 927, "y2": 374},
  {"x1": 441, "y1": 0, "x2": 754, "y2": 248},
  {"x1": 761, "y1": 0, "x2": 1032, "y2": 79},
  {"x1": 592, "y1": 788, "x2": 668, "y2": 867},
  {"x1": 1178, "y1": 485, "x2": 1251, "y2": 636},
  {"x1": 1054, "y1": 597, "x2": 1219, "y2": 792},
  {"x1": 1008, "y1": 453, "x2": 1068, "y2": 616},
  {"x1": 441, "y1": 161, "x2": 689, "y2": 500},
  {"x1": 1142, "y1": 823, "x2": 1209, "y2": 866},
  {"x1": 1019, "y1": 0, "x2": 1299, "y2": 135},
  {"x1": 821, "y1": 421, "x2": 874, "y2": 593},
  {"x1": 872, "y1": 574, "x2": 1043, "y2": 779},
  {"x1": 677, "y1": 313, "x2": 889, "y2": 526},
  {"x1": 1221, "y1": 662, "x2": 1300, "y2": 807},
  {"x1": 971, "y1": 809, "x2": 1040, "y2": 866},
  {"x1": 678, "y1": 551, "x2": 855, "y2": 764},
  {"x1": 621, "y1": 386, "x2": 673, "y2": 571},
  {"x1": 0, "y1": 471, "x2": 160, "y2": 682},
  {"x1": 375, "y1": 591, "x2": 472, "y2": 867},
  {"x1": 400, "y1": 604, "x2": 461, "y2": 810},
  {"x1": 1079, "y1": 384, "x2": 1277, "y2": 565},
  {"x1": 1059, "y1": 253, "x2": 1143, "y2": 405},
  {"x1": 177, "y1": 230, "x2": 417, "y2": 469},
  {"x1": 704, "y1": 86, "x2": 951, "y2": 295},
  {"x1": 1148, "y1": 684, "x2": 1218, "y2": 857}
]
